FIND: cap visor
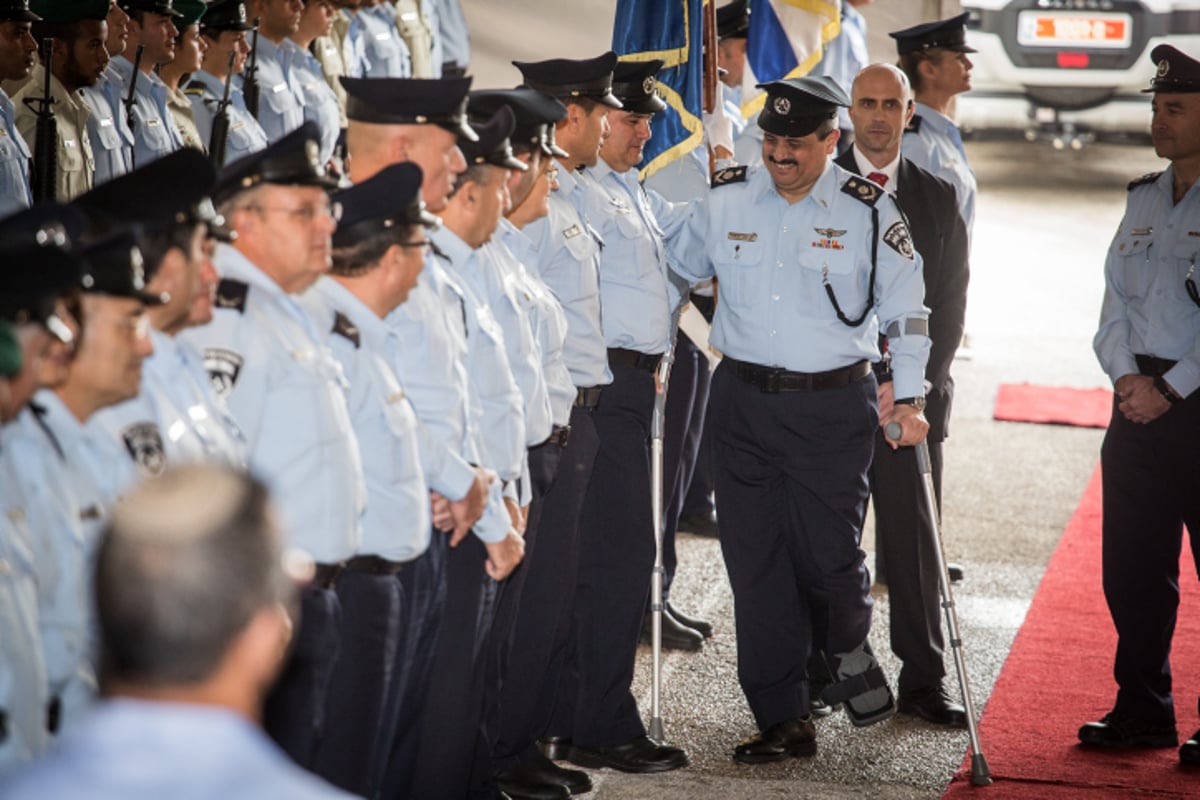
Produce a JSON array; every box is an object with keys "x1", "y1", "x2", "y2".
[
  {"x1": 43, "y1": 313, "x2": 74, "y2": 345},
  {"x1": 549, "y1": 142, "x2": 569, "y2": 158},
  {"x1": 450, "y1": 120, "x2": 480, "y2": 142},
  {"x1": 419, "y1": 209, "x2": 442, "y2": 228},
  {"x1": 499, "y1": 153, "x2": 529, "y2": 171},
  {"x1": 599, "y1": 92, "x2": 624, "y2": 109}
]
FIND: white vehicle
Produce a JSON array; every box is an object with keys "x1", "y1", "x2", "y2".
[{"x1": 958, "y1": 0, "x2": 1200, "y2": 146}]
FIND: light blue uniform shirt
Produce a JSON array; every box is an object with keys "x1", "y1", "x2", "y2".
[
  {"x1": 475, "y1": 230, "x2": 554, "y2": 446},
  {"x1": 284, "y1": 40, "x2": 343, "y2": 165},
  {"x1": 0, "y1": 91, "x2": 32, "y2": 215},
  {"x1": 177, "y1": 244, "x2": 365, "y2": 564},
  {"x1": 499, "y1": 219, "x2": 575, "y2": 427},
  {"x1": 359, "y1": 3, "x2": 411, "y2": 78},
  {"x1": 79, "y1": 65, "x2": 134, "y2": 186},
  {"x1": 386, "y1": 253, "x2": 510, "y2": 544},
  {"x1": 88, "y1": 329, "x2": 248, "y2": 481},
  {"x1": 246, "y1": 37, "x2": 306, "y2": 143},
  {"x1": 432, "y1": 0, "x2": 470, "y2": 70},
  {"x1": 0, "y1": 453, "x2": 49, "y2": 776},
  {"x1": 669, "y1": 162, "x2": 931, "y2": 398},
  {"x1": 186, "y1": 70, "x2": 269, "y2": 165},
  {"x1": 1094, "y1": 168, "x2": 1200, "y2": 399},
  {"x1": 0, "y1": 699, "x2": 358, "y2": 799},
  {"x1": 433, "y1": 228, "x2": 527, "y2": 501},
  {"x1": 522, "y1": 165, "x2": 612, "y2": 389},
  {"x1": 903, "y1": 101, "x2": 975, "y2": 235},
  {"x1": 111, "y1": 56, "x2": 183, "y2": 167},
  {"x1": 582, "y1": 160, "x2": 692, "y2": 354},
  {"x1": 301, "y1": 278, "x2": 438, "y2": 561},
  {"x1": 340, "y1": 10, "x2": 370, "y2": 79}
]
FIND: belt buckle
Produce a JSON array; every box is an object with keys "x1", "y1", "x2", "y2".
[
  {"x1": 559, "y1": 425, "x2": 571, "y2": 446},
  {"x1": 763, "y1": 370, "x2": 781, "y2": 393}
]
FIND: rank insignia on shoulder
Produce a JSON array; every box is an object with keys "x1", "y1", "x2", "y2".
[
  {"x1": 215, "y1": 279, "x2": 249, "y2": 313},
  {"x1": 883, "y1": 221, "x2": 915, "y2": 260},
  {"x1": 842, "y1": 177, "x2": 881, "y2": 205},
  {"x1": 727, "y1": 231, "x2": 757, "y2": 242},
  {"x1": 184, "y1": 86, "x2": 205, "y2": 97},
  {"x1": 332, "y1": 311, "x2": 360, "y2": 348},
  {"x1": 121, "y1": 422, "x2": 166, "y2": 477},
  {"x1": 1127, "y1": 171, "x2": 1162, "y2": 191},
  {"x1": 905, "y1": 116, "x2": 923, "y2": 133},
  {"x1": 204, "y1": 348, "x2": 244, "y2": 398},
  {"x1": 712, "y1": 165, "x2": 748, "y2": 187}
]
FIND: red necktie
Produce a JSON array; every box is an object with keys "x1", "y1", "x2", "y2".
[{"x1": 867, "y1": 171, "x2": 888, "y2": 188}]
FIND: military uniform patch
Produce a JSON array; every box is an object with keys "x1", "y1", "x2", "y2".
[
  {"x1": 712, "y1": 165, "x2": 748, "y2": 187},
  {"x1": 883, "y1": 221, "x2": 915, "y2": 260},
  {"x1": 841, "y1": 176, "x2": 881, "y2": 205},
  {"x1": 215, "y1": 279, "x2": 249, "y2": 312},
  {"x1": 121, "y1": 422, "x2": 166, "y2": 476},
  {"x1": 204, "y1": 347, "x2": 244, "y2": 397},
  {"x1": 1127, "y1": 171, "x2": 1162, "y2": 191},
  {"x1": 332, "y1": 311, "x2": 360, "y2": 348}
]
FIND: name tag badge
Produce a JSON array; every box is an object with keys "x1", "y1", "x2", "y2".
[
  {"x1": 147, "y1": 118, "x2": 161, "y2": 127},
  {"x1": 99, "y1": 117, "x2": 113, "y2": 128},
  {"x1": 272, "y1": 82, "x2": 287, "y2": 94},
  {"x1": 563, "y1": 224, "x2": 582, "y2": 240},
  {"x1": 375, "y1": 32, "x2": 391, "y2": 41},
  {"x1": 727, "y1": 232, "x2": 757, "y2": 242}
]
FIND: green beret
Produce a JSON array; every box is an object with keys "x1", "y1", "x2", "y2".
[
  {"x1": 29, "y1": 0, "x2": 109, "y2": 22},
  {"x1": 0, "y1": 320, "x2": 21, "y2": 378},
  {"x1": 172, "y1": 0, "x2": 206, "y2": 27}
]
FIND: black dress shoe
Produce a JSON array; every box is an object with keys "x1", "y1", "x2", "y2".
[
  {"x1": 666, "y1": 601, "x2": 713, "y2": 638},
  {"x1": 538, "y1": 736, "x2": 572, "y2": 761},
  {"x1": 677, "y1": 510, "x2": 719, "y2": 538},
  {"x1": 494, "y1": 766, "x2": 570, "y2": 800},
  {"x1": 1078, "y1": 711, "x2": 1177, "y2": 748},
  {"x1": 948, "y1": 562, "x2": 965, "y2": 582},
  {"x1": 1180, "y1": 729, "x2": 1200, "y2": 764},
  {"x1": 640, "y1": 609, "x2": 703, "y2": 652},
  {"x1": 733, "y1": 718, "x2": 817, "y2": 764},
  {"x1": 898, "y1": 685, "x2": 968, "y2": 728},
  {"x1": 566, "y1": 735, "x2": 689, "y2": 773},
  {"x1": 527, "y1": 751, "x2": 592, "y2": 795}
]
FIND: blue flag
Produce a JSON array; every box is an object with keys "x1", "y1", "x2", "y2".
[
  {"x1": 743, "y1": 0, "x2": 841, "y2": 118},
  {"x1": 612, "y1": 0, "x2": 705, "y2": 180}
]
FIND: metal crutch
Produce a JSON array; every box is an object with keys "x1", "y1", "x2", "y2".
[
  {"x1": 886, "y1": 421, "x2": 992, "y2": 786},
  {"x1": 647, "y1": 340, "x2": 676, "y2": 742}
]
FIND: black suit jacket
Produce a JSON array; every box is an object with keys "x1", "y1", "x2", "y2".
[{"x1": 834, "y1": 150, "x2": 970, "y2": 442}]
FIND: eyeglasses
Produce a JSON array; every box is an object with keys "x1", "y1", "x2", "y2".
[
  {"x1": 246, "y1": 201, "x2": 343, "y2": 224},
  {"x1": 396, "y1": 238, "x2": 433, "y2": 255}
]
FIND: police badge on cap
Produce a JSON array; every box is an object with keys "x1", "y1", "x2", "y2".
[
  {"x1": 1143, "y1": 44, "x2": 1200, "y2": 94},
  {"x1": 756, "y1": 76, "x2": 850, "y2": 138}
]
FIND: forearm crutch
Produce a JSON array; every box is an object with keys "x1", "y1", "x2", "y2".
[{"x1": 647, "y1": 340, "x2": 675, "y2": 742}]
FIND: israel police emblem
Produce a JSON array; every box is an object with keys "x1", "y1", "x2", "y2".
[
  {"x1": 883, "y1": 221, "x2": 915, "y2": 260},
  {"x1": 204, "y1": 347, "x2": 244, "y2": 398},
  {"x1": 1158, "y1": 59, "x2": 1170, "y2": 78},
  {"x1": 773, "y1": 96, "x2": 791, "y2": 115},
  {"x1": 121, "y1": 422, "x2": 166, "y2": 477}
]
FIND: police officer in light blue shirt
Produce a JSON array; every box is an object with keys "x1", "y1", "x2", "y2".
[
  {"x1": 670, "y1": 76, "x2": 931, "y2": 761},
  {"x1": 0, "y1": 0, "x2": 37, "y2": 215},
  {"x1": 284, "y1": 36, "x2": 341, "y2": 168},
  {"x1": 243, "y1": 0, "x2": 305, "y2": 142},
  {"x1": 80, "y1": 2, "x2": 136, "y2": 185},
  {"x1": 892, "y1": 14, "x2": 977, "y2": 235},
  {"x1": 113, "y1": 0, "x2": 186, "y2": 167},
  {"x1": 357, "y1": 0, "x2": 410, "y2": 78}
]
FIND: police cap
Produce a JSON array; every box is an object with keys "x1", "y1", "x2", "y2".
[
  {"x1": 468, "y1": 88, "x2": 567, "y2": 157},
  {"x1": 1144, "y1": 44, "x2": 1200, "y2": 94},
  {"x1": 73, "y1": 149, "x2": 221, "y2": 241},
  {"x1": 459, "y1": 106, "x2": 527, "y2": 172},
  {"x1": 612, "y1": 59, "x2": 667, "y2": 115},
  {"x1": 513, "y1": 51, "x2": 623, "y2": 110},
  {"x1": 0, "y1": 0, "x2": 38, "y2": 21},
  {"x1": 341, "y1": 76, "x2": 478, "y2": 141},
  {"x1": 756, "y1": 76, "x2": 849, "y2": 138},
  {"x1": 215, "y1": 121, "x2": 338, "y2": 205},
  {"x1": 717, "y1": 0, "x2": 749, "y2": 40},
  {"x1": 890, "y1": 13, "x2": 976, "y2": 56},
  {"x1": 81, "y1": 227, "x2": 167, "y2": 305},
  {"x1": 200, "y1": 0, "x2": 254, "y2": 32},
  {"x1": 28, "y1": 0, "x2": 107, "y2": 21},
  {"x1": 117, "y1": 0, "x2": 183, "y2": 18},
  {"x1": 0, "y1": 204, "x2": 87, "y2": 343},
  {"x1": 331, "y1": 162, "x2": 438, "y2": 249},
  {"x1": 171, "y1": 0, "x2": 206, "y2": 27}
]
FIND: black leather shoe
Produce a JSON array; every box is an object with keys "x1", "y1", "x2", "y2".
[
  {"x1": 733, "y1": 718, "x2": 817, "y2": 764},
  {"x1": 666, "y1": 601, "x2": 713, "y2": 638},
  {"x1": 527, "y1": 751, "x2": 592, "y2": 795},
  {"x1": 538, "y1": 736, "x2": 572, "y2": 761},
  {"x1": 495, "y1": 765, "x2": 570, "y2": 800},
  {"x1": 1180, "y1": 729, "x2": 1200, "y2": 765},
  {"x1": 898, "y1": 685, "x2": 968, "y2": 728},
  {"x1": 1078, "y1": 712, "x2": 1177, "y2": 748},
  {"x1": 566, "y1": 735, "x2": 689, "y2": 773},
  {"x1": 948, "y1": 562, "x2": 964, "y2": 582},
  {"x1": 640, "y1": 609, "x2": 703, "y2": 652},
  {"x1": 677, "y1": 511, "x2": 719, "y2": 538}
]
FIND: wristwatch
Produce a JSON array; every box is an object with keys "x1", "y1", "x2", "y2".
[{"x1": 894, "y1": 396, "x2": 927, "y2": 412}]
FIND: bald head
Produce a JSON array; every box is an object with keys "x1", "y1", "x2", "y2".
[
  {"x1": 847, "y1": 63, "x2": 915, "y2": 166},
  {"x1": 346, "y1": 120, "x2": 467, "y2": 212}
]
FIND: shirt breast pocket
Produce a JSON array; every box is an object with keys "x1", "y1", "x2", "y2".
[
  {"x1": 92, "y1": 117, "x2": 122, "y2": 152},
  {"x1": 1110, "y1": 235, "x2": 1152, "y2": 298},
  {"x1": 713, "y1": 236, "x2": 763, "y2": 305},
  {"x1": 263, "y1": 82, "x2": 297, "y2": 117},
  {"x1": 799, "y1": 245, "x2": 863, "y2": 315},
  {"x1": 57, "y1": 134, "x2": 84, "y2": 176},
  {"x1": 141, "y1": 116, "x2": 171, "y2": 151}
]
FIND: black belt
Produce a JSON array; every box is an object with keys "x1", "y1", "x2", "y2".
[
  {"x1": 312, "y1": 561, "x2": 345, "y2": 589},
  {"x1": 344, "y1": 554, "x2": 411, "y2": 576},
  {"x1": 1135, "y1": 354, "x2": 1177, "y2": 377},
  {"x1": 607, "y1": 347, "x2": 663, "y2": 373},
  {"x1": 728, "y1": 358, "x2": 871, "y2": 393},
  {"x1": 539, "y1": 424, "x2": 571, "y2": 448},
  {"x1": 574, "y1": 386, "x2": 603, "y2": 409}
]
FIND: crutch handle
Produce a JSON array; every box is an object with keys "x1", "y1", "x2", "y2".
[{"x1": 885, "y1": 421, "x2": 903, "y2": 442}]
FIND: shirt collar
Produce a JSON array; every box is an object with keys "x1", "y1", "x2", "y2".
[
  {"x1": 554, "y1": 161, "x2": 585, "y2": 196},
  {"x1": 214, "y1": 243, "x2": 287, "y2": 298},
  {"x1": 431, "y1": 225, "x2": 476, "y2": 271},
  {"x1": 851, "y1": 145, "x2": 900, "y2": 191},
  {"x1": 913, "y1": 102, "x2": 954, "y2": 133},
  {"x1": 753, "y1": 159, "x2": 838, "y2": 206},
  {"x1": 312, "y1": 275, "x2": 391, "y2": 348}
]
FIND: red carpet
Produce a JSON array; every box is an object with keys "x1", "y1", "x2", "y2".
[
  {"x1": 942, "y1": 466, "x2": 1200, "y2": 798},
  {"x1": 993, "y1": 384, "x2": 1113, "y2": 429}
]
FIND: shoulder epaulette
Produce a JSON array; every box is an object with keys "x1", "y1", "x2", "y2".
[
  {"x1": 184, "y1": 80, "x2": 208, "y2": 95},
  {"x1": 841, "y1": 175, "x2": 882, "y2": 206},
  {"x1": 1127, "y1": 171, "x2": 1162, "y2": 191},
  {"x1": 905, "y1": 115, "x2": 923, "y2": 134},
  {"x1": 214, "y1": 279, "x2": 249, "y2": 313},
  {"x1": 712, "y1": 165, "x2": 748, "y2": 188},
  {"x1": 331, "y1": 311, "x2": 360, "y2": 348}
]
